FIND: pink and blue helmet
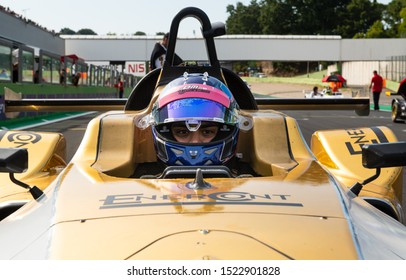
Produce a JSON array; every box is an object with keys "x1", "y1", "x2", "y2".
[{"x1": 150, "y1": 72, "x2": 241, "y2": 166}]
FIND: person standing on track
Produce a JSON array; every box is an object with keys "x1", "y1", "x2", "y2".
[
  {"x1": 369, "y1": 70, "x2": 383, "y2": 111},
  {"x1": 114, "y1": 77, "x2": 124, "y2": 98}
]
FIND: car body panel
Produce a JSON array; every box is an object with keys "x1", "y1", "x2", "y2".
[
  {"x1": 0, "y1": 130, "x2": 66, "y2": 206},
  {"x1": 0, "y1": 160, "x2": 359, "y2": 259}
]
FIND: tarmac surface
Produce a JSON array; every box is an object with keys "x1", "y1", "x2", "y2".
[{"x1": 249, "y1": 81, "x2": 395, "y2": 109}]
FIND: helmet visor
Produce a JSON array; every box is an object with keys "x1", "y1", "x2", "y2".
[{"x1": 154, "y1": 98, "x2": 238, "y2": 124}]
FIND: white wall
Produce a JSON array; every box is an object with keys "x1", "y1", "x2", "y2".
[
  {"x1": 63, "y1": 35, "x2": 406, "y2": 63},
  {"x1": 340, "y1": 61, "x2": 392, "y2": 86},
  {"x1": 340, "y1": 59, "x2": 406, "y2": 86}
]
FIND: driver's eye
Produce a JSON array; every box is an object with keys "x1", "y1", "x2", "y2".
[
  {"x1": 201, "y1": 127, "x2": 218, "y2": 137},
  {"x1": 172, "y1": 127, "x2": 189, "y2": 137}
]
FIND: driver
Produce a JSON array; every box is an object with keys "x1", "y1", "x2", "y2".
[
  {"x1": 170, "y1": 121, "x2": 219, "y2": 143},
  {"x1": 134, "y1": 72, "x2": 255, "y2": 177}
]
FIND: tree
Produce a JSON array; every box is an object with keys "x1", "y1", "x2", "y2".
[
  {"x1": 398, "y1": 7, "x2": 406, "y2": 37},
  {"x1": 258, "y1": 0, "x2": 294, "y2": 34},
  {"x1": 225, "y1": 0, "x2": 396, "y2": 38},
  {"x1": 230, "y1": 0, "x2": 353, "y2": 36},
  {"x1": 281, "y1": 0, "x2": 351, "y2": 35},
  {"x1": 365, "y1": 20, "x2": 388, "y2": 38},
  {"x1": 226, "y1": 0, "x2": 262, "y2": 34},
  {"x1": 382, "y1": 0, "x2": 406, "y2": 37},
  {"x1": 59, "y1": 28, "x2": 76, "y2": 35},
  {"x1": 133, "y1": 31, "x2": 146, "y2": 35},
  {"x1": 77, "y1": 28, "x2": 97, "y2": 35},
  {"x1": 335, "y1": 0, "x2": 384, "y2": 38}
]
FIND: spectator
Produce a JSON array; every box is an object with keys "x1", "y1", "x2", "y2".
[
  {"x1": 149, "y1": 32, "x2": 183, "y2": 70},
  {"x1": 369, "y1": 70, "x2": 383, "y2": 111},
  {"x1": 72, "y1": 72, "x2": 81, "y2": 86},
  {"x1": 12, "y1": 63, "x2": 18, "y2": 83},
  {"x1": 33, "y1": 70, "x2": 39, "y2": 83},
  {"x1": 310, "y1": 86, "x2": 322, "y2": 98},
  {"x1": 331, "y1": 83, "x2": 339, "y2": 93},
  {"x1": 60, "y1": 69, "x2": 66, "y2": 84},
  {"x1": 114, "y1": 77, "x2": 124, "y2": 98},
  {"x1": 0, "y1": 69, "x2": 9, "y2": 79}
]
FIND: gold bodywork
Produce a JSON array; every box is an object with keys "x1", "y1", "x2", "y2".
[
  {"x1": 1, "y1": 105, "x2": 402, "y2": 259},
  {"x1": 312, "y1": 127, "x2": 403, "y2": 217},
  {"x1": 0, "y1": 130, "x2": 66, "y2": 204}
]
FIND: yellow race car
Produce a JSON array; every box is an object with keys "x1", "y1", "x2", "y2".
[{"x1": 0, "y1": 7, "x2": 406, "y2": 260}]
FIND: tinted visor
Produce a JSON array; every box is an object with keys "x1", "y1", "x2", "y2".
[{"x1": 156, "y1": 98, "x2": 235, "y2": 124}]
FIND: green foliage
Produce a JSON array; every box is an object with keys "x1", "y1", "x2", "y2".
[
  {"x1": 77, "y1": 28, "x2": 97, "y2": 35},
  {"x1": 133, "y1": 31, "x2": 147, "y2": 35},
  {"x1": 384, "y1": 0, "x2": 406, "y2": 36},
  {"x1": 226, "y1": 1, "x2": 262, "y2": 34},
  {"x1": 259, "y1": 0, "x2": 351, "y2": 35},
  {"x1": 398, "y1": 7, "x2": 406, "y2": 37},
  {"x1": 270, "y1": 61, "x2": 321, "y2": 77},
  {"x1": 365, "y1": 21, "x2": 388, "y2": 38},
  {"x1": 226, "y1": 0, "x2": 402, "y2": 38},
  {"x1": 272, "y1": 62, "x2": 300, "y2": 76},
  {"x1": 258, "y1": 0, "x2": 295, "y2": 35},
  {"x1": 58, "y1": 28, "x2": 97, "y2": 35},
  {"x1": 59, "y1": 28, "x2": 76, "y2": 35},
  {"x1": 337, "y1": 0, "x2": 385, "y2": 38},
  {"x1": 232, "y1": 61, "x2": 261, "y2": 74}
]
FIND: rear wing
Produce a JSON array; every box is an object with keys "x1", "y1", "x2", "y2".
[
  {"x1": 3, "y1": 96, "x2": 370, "y2": 116},
  {"x1": 257, "y1": 97, "x2": 370, "y2": 116}
]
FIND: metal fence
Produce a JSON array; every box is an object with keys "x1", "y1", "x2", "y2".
[
  {"x1": 388, "y1": 56, "x2": 406, "y2": 82},
  {"x1": 0, "y1": 38, "x2": 138, "y2": 89},
  {"x1": 339, "y1": 57, "x2": 405, "y2": 87}
]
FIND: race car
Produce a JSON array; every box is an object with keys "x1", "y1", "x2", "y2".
[
  {"x1": 1, "y1": 7, "x2": 406, "y2": 260},
  {"x1": 391, "y1": 77, "x2": 406, "y2": 122}
]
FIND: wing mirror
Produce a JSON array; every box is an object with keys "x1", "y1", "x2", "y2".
[
  {"x1": 0, "y1": 148, "x2": 44, "y2": 200},
  {"x1": 203, "y1": 21, "x2": 226, "y2": 38},
  {"x1": 0, "y1": 148, "x2": 28, "y2": 173},
  {"x1": 362, "y1": 141, "x2": 406, "y2": 168},
  {"x1": 350, "y1": 141, "x2": 406, "y2": 195}
]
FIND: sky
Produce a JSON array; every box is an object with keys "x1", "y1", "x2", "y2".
[
  {"x1": 1, "y1": 0, "x2": 393, "y2": 37},
  {"x1": 1, "y1": 0, "x2": 251, "y2": 37}
]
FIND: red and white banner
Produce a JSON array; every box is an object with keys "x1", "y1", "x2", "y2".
[{"x1": 125, "y1": 61, "x2": 146, "y2": 76}]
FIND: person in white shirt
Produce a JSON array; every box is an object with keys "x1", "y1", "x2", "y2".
[
  {"x1": 310, "y1": 86, "x2": 323, "y2": 98},
  {"x1": 149, "y1": 33, "x2": 183, "y2": 70}
]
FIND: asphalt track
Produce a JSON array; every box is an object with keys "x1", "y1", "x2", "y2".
[{"x1": 283, "y1": 109, "x2": 406, "y2": 144}]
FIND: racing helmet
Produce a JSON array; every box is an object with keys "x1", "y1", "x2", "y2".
[{"x1": 144, "y1": 72, "x2": 247, "y2": 166}]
